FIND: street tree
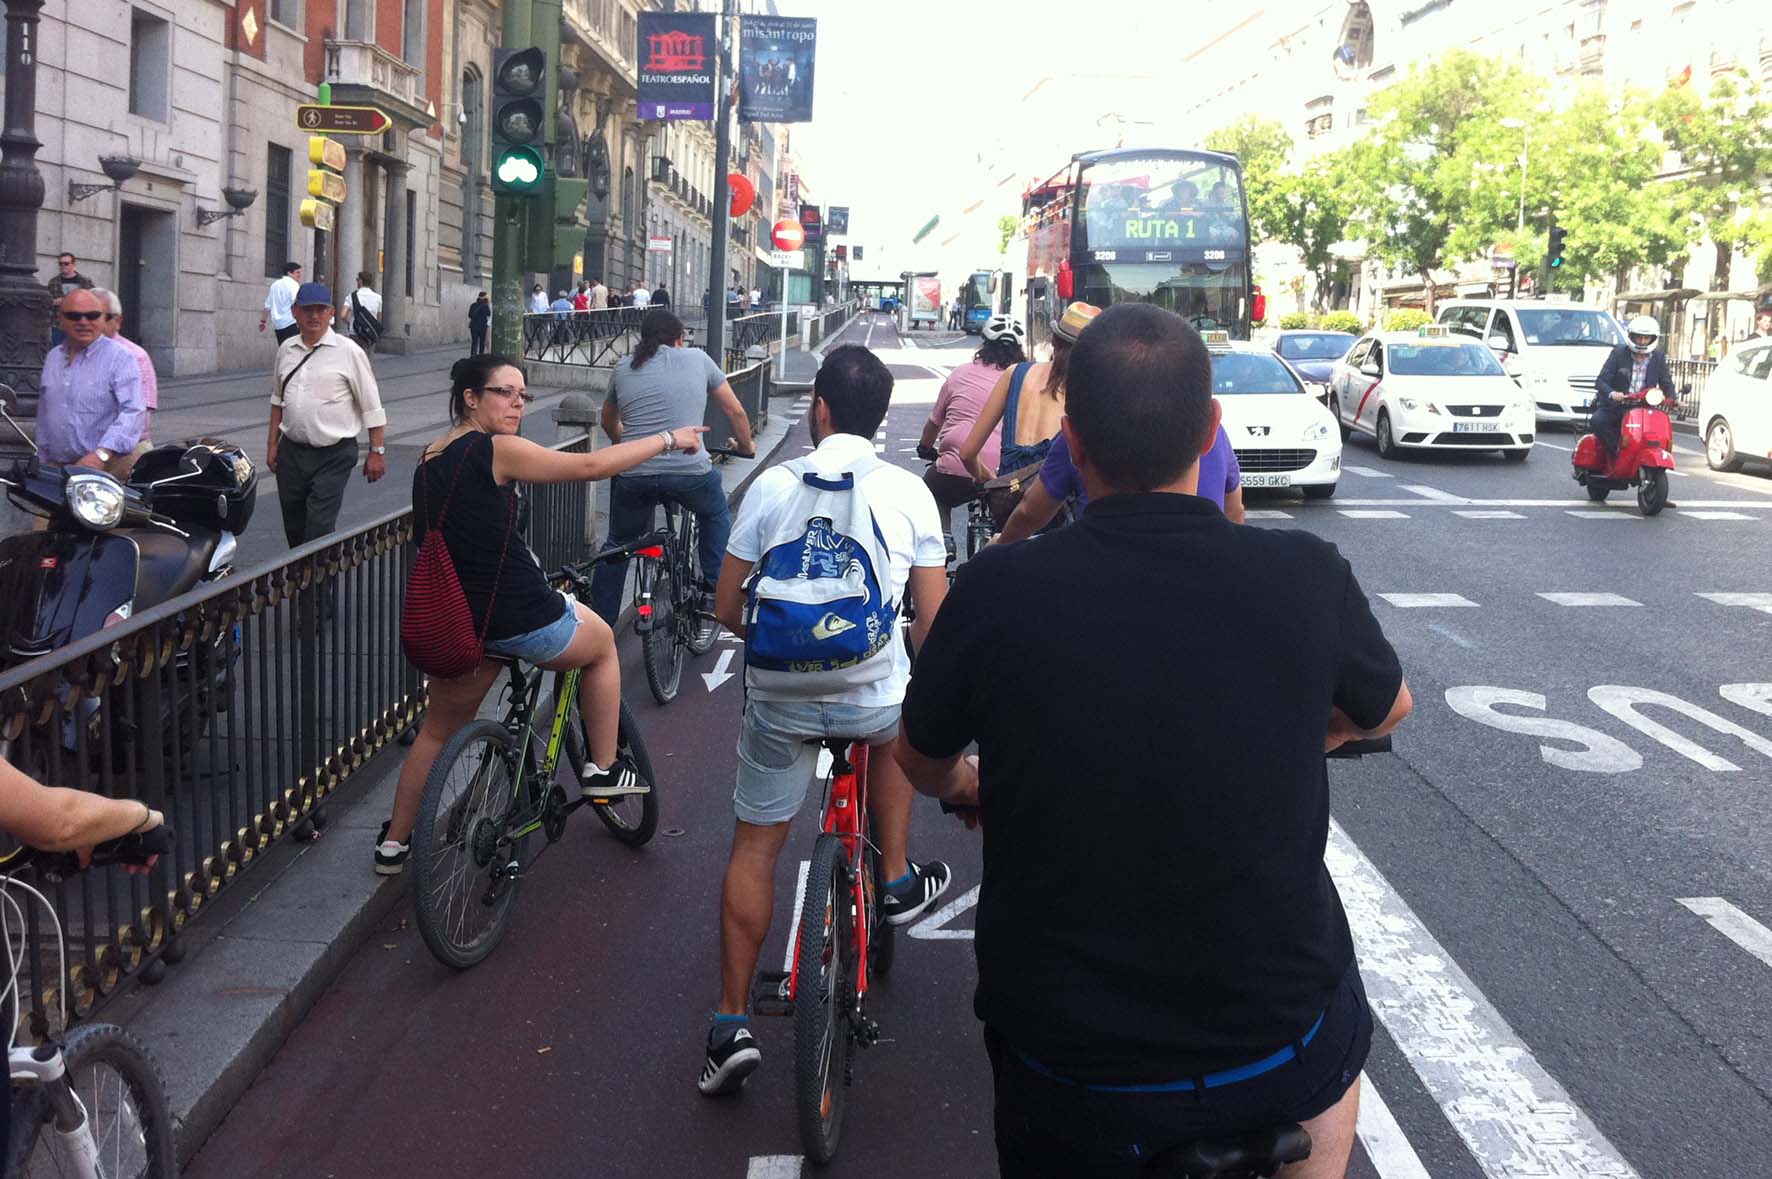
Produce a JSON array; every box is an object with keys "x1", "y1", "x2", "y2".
[
  {"x1": 1653, "y1": 71, "x2": 1772, "y2": 292},
  {"x1": 1268, "y1": 154, "x2": 1357, "y2": 310},
  {"x1": 1204, "y1": 116, "x2": 1294, "y2": 244},
  {"x1": 997, "y1": 214, "x2": 1018, "y2": 256}
]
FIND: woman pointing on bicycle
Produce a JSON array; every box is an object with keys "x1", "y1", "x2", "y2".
[{"x1": 377, "y1": 354, "x2": 705, "y2": 876}]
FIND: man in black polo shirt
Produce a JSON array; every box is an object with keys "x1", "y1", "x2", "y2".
[{"x1": 895, "y1": 303, "x2": 1410, "y2": 1179}]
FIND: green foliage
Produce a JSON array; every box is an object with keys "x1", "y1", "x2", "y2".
[
  {"x1": 1319, "y1": 310, "x2": 1364, "y2": 334},
  {"x1": 1383, "y1": 308, "x2": 1432, "y2": 332},
  {"x1": 996, "y1": 214, "x2": 1018, "y2": 256},
  {"x1": 1205, "y1": 116, "x2": 1294, "y2": 245},
  {"x1": 1271, "y1": 155, "x2": 1356, "y2": 309},
  {"x1": 1653, "y1": 72, "x2": 1772, "y2": 288},
  {"x1": 1279, "y1": 311, "x2": 1313, "y2": 329}
]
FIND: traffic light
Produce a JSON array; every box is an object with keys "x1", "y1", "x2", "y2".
[
  {"x1": 1547, "y1": 221, "x2": 1569, "y2": 270},
  {"x1": 527, "y1": 176, "x2": 590, "y2": 272},
  {"x1": 491, "y1": 47, "x2": 547, "y2": 196}
]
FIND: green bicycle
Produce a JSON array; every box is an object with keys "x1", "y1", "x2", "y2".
[{"x1": 411, "y1": 550, "x2": 660, "y2": 970}]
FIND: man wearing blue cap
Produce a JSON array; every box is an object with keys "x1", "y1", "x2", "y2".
[{"x1": 267, "y1": 282, "x2": 388, "y2": 548}]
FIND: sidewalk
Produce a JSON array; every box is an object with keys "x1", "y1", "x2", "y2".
[{"x1": 112, "y1": 326, "x2": 849, "y2": 1167}]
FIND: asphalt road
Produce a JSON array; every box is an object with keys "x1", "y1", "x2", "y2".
[{"x1": 186, "y1": 312, "x2": 1772, "y2": 1178}]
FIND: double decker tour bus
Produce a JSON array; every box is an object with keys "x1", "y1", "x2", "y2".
[{"x1": 1021, "y1": 147, "x2": 1263, "y2": 349}]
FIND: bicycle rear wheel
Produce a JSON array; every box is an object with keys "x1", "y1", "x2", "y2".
[
  {"x1": 795, "y1": 833, "x2": 853, "y2": 1164},
  {"x1": 9, "y1": 1023, "x2": 177, "y2": 1178},
  {"x1": 639, "y1": 557, "x2": 683, "y2": 704},
  {"x1": 558, "y1": 694, "x2": 660, "y2": 846},
  {"x1": 411, "y1": 719, "x2": 529, "y2": 969},
  {"x1": 678, "y1": 512, "x2": 719, "y2": 656}
]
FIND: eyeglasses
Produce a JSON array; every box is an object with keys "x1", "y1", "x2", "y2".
[
  {"x1": 482, "y1": 385, "x2": 534, "y2": 404},
  {"x1": 60, "y1": 310, "x2": 103, "y2": 322}
]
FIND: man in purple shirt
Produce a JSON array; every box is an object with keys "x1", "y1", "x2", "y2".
[
  {"x1": 36, "y1": 289, "x2": 146, "y2": 471},
  {"x1": 992, "y1": 424, "x2": 1244, "y2": 543}
]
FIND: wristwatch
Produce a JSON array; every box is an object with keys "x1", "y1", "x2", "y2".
[
  {"x1": 369, "y1": 445, "x2": 387, "y2": 455},
  {"x1": 94, "y1": 447, "x2": 113, "y2": 464}
]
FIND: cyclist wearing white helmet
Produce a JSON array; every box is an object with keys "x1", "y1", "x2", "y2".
[
  {"x1": 1593, "y1": 314, "x2": 1676, "y2": 458},
  {"x1": 917, "y1": 315, "x2": 1029, "y2": 517}
]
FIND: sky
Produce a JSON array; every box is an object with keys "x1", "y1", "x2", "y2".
[{"x1": 784, "y1": 1, "x2": 1247, "y2": 284}]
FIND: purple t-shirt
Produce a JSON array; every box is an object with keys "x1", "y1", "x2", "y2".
[{"x1": 1039, "y1": 425, "x2": 1241, "y2": 511}]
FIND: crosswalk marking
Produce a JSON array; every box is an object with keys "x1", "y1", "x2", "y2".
[
  {"x1": 1379, "y1": 593, "x2": 1478, "y2": 608},
  {"x1": 746, "y1": 1157, "x2": 804, "y2": 1179},
  {"x1": 1565, "y1": 511, "x2": 1637, "y2": 520},
  {"x1": 783, "y1": 859, "x2": 810, "y2": 973},
  {"x1": 1678, "y1": 897, "x2": 1772, "y2": 970},
  {"x1": 1682, "y1": 510, "x2": 1756, "y2": 520},
  {"x1": 1344, "y1": 465, "x2": 1394, "y2": 478},
  {"x1": 1340, "y1": 509, "x2": 1411, "y2": 519},
  {"x1": 1454, "y1": 510, "x2": 1525, "y2": 519},
  {"x1": 1327, "y1": 823, "x2": 1642, "y2": 1178},
  {"x1": 1401, "y1": 484, "x2": 1469, "y2": 503},
  {"x1": 1244, "y1": 509, "x2": 1294, "y2": 519},
  {"x1": 1537, "y1": 592, "x2": 1641, "y2": 607},
  {"x1": 1356, "y1": 1076, "x2": 1434, "y2": 1179},
  {"x1": 1696, "y1": 592, "x2": 1772, "y2": 614}
]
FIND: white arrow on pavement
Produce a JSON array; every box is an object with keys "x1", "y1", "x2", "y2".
[{"x1": 701, "y1": 647, "x2": 737, "y2": 692}]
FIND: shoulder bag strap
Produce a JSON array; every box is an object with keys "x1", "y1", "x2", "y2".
[
  {"x1": 478, "y1": 434, "x2": 520, "y2": 642},
  {"x1": 1002, "y1": 362, "x2": 1031, "y2": 442},
  {"x1": 278, "y1": 346, "x2": 320, "y2": 399}
]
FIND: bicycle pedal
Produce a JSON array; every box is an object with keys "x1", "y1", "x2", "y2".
[{"x1": 752, "y1": 970, "x2": 793, "y2": 1018}]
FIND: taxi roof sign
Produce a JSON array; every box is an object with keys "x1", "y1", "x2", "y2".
[
  {"x1": 1200, "y1": 330, "x2": 1232, "y2": 347},
  {"x1": 1418, "y1": 325, "x2": 1451, "y2": 338}
]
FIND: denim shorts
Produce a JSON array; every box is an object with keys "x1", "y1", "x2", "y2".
[
  {"x1": 483, "y1": 592, "x2": 579, "y2": 664},
  {"x1": 734, "y1": 698, "x2": 902, "y2": 824}
]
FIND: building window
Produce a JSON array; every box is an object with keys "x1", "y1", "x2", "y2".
[
  {"x1": 128, "y1": 9, "x2": 170, "y2": 122},
  {"x1": 343, "y1": 0, "x2": 371, "y2": 41},
  {"x1": 403, "y1": 0, "x2": 424, "y2": 73},
  {"x1": 264, "y1": 144, "x2": 292, "y2": 279},
  {"x1": 406, "y1": 190, "x2": 417, "y2": 296},
  {"x1": 267, "y1": 0, "x2": 301, "y2": 31},
  {"x1": 1333, "y1": 1, "x2": 1375, "y2": 75},
  {"x1": 461, "y1": 67, "x2": 484, "y2": 280}
]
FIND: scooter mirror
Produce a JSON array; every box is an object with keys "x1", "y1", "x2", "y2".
[
  {"x1": 1645, "y1": 390, "x2": 1665, "y2": 407},
  {"x1": 0, "y1": 383, "x2": 35, "y2": 454}
]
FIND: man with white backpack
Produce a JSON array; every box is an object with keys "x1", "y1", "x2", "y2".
[{"x1": 698, "y1": 344, "x2": 954, "y2": 1096}]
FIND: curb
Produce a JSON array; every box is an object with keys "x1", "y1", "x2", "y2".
[{"x1": 122, "y1": 406, "x2": 808, "y2": 1168}]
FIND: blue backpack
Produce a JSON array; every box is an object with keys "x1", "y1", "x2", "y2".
[{"x1": 742, "y1": 454, "x2": 898, "y2": 694}]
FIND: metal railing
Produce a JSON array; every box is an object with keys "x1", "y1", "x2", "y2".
[
  {"x1": 527, "y1": 308, "x2": 785, "y2": 374},
  {"x1": 704, "y1": 360, "x2": 771, "y2": 441},
  {"x1": 0, "y1": 435, "x2": 595, "y2": 1036},
  {"x1": 1668, "y1": 358, "x2": 1716, "y2": 421}
]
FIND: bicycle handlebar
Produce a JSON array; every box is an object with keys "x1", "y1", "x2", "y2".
[
  {"x1": 707, "y1": 445, "x2": 758, "y2": 460},
  {"x1": 3, "y1": 826, "x2": 176, "y2": 883}
]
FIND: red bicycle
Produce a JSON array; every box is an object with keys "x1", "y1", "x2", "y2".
[{"x1": 753, "y1": 737, "x2": 895, "y2": 1163}]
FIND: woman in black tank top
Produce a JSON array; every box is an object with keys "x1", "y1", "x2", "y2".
[{"x1": 373, "y1": 354, "x2": 708, "y2": 876}]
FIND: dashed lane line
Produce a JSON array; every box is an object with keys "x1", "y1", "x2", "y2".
[
  {"x1": 1356, "y1": 1077, "x2": 1435, "y2": 1179},
  {"x1": 1537, "y1": 592, "x2": 1642, "y2": 607},
  {"x1": 1378, "y1": 594, "x2": 1478, "y2": 608},
  {"x1": 1534, "y1": 440, "x2": 1573, "y2": 452},
  {"x1": 1327, "y1": 822, "x2": 1642, "y2": 1178},
  {"x1": 1244, "y1": 509, "x2": 1294, "y2": 519},
  {"x1": 1565, "y1": 511, "x2": 1639, "y2": 520},
  {"x1": 1343, "y1": 465, "x2": 1395, "y2": 478},
  {"x1": 1677, "y1": 898, "x2": 1772, "y2": 971},
  {"x1": 1340, "y1": 510, "x2": 1411, "y2": 519},
  {"x1": 746, "y1": 1157, "x2": 803, "y2": 1179},
  {"x1": 1696, "y1": 592, "x2": 1772, "y2": 615},
  {"x1": 1400, "y1": 484, "x2": 1470, "y2": 503},
  {"x1": 1682, "y1": 510, "x2": 1756, "y2": 520},
  {"x1": 1453, "y1": 510, "x2": 1525, "y2": 519},
  {"x1": 782, "y1": 859, "x2": 810, "y2": 973}
]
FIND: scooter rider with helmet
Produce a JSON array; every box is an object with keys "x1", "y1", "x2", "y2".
[{"x1": 1593, "y1": 315, "x2": 1677, "y2": 459}]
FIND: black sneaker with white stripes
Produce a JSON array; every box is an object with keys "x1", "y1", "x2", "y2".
[
  {"x1": 881, "y1": 859, "x2": 952, "y2": 926},
  {"x1": 581, "y1": 754, "x2": 649, "y2": 800},
  {"x1": 698, "y1": 1021, "x2": 761, "y2": 1096},
  {"x1": 373, "y1": 821, "x2": 409, "y2": 877}
]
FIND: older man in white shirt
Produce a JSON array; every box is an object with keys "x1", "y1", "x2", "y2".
[{"x1": 267, "y1": 282, "x2": 388, "y2": 549}]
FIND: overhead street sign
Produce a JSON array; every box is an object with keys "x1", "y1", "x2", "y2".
[
  {"x1": 307, "y1": 169, "x2": 347, "y2": 203},
  {"x1": 308, "y1": 136, "x2": 347, "y2": 171},
  {"x1": 299, "y1": 199, "x2": 335, "y2": 232},
  {"x1": 295, "y1": 104, "x2": 391, "y2": 135}
]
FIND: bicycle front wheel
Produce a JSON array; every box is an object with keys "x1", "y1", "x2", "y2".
[
  {"x1": 411, "y1": 718, "x2": 528, "y2": 969},
  {"x1": 795, "y1": 833, "x2": 853, "y2": 1165},
  {"x1": 9, "y1": 1023, "x2": 177, "y2": 1179},
  {"x1": 639, "y1": 557, "x2": 683, "y2": 704},
  {"x1": 560, "y1": 695, "x2": 660, "y2": 847},
  {"x1": 678, "y1": 513, "x2": 719, "y2": 656}
]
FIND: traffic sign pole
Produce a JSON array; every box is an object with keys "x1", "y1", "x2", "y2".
[
  {"x1": 492, "y1": 0, "x2": 536, "y2": 359},
  {"x1": 771, "y1": 222, "x2": 804, "y2": 378}
]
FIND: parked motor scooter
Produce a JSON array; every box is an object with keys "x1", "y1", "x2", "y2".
[
  {"x1": 0, "y1": 383, "x2": 257, "y2": 764},
  {"x1": 1571, "y1": 387, "x2": 1681, "y2": 517}
]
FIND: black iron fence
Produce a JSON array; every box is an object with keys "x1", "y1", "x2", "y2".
[
  {"x1": 525, "y1": 308, "x2": 792, "y2": 375},
  {"x1": 703, "y1": 360, "x2": 771, "y2": 443},
  {"x1": 1668, "y1": 358, "x2": 1716, "y2": 422},
  {"x1": 0, "y1": 435, "x2": 595, "y2": 1036}
]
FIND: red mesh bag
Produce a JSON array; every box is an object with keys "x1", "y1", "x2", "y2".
[{"x1": 401, "y1": 435, "x2": 514, "y2": 679}]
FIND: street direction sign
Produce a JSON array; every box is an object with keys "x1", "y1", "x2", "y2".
[
  {"x1": 299, "y1": 199, "x2": 335, "y2": 232},
  {"x1": 308, "y1": 136, "x2": 346, "y2": 171},
  {"x1": 768, "y1": 249, "x2": 803, "y2": 269},
  {"x1": 295, "y1": 104, "x2": 391, "y2": 135},
  {"x1": 307, "y1": 169, "x2": 347, "y2": 203}
]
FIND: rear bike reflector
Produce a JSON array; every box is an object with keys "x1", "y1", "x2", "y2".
[
  {"x1": 637, "y1": 604, "x2": 653, "y2": 617},
  {"x1": 636, "y1": 546, "x2": 665, "y2": 559}
]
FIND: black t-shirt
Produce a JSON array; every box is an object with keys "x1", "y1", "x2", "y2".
[
  {"x1": 411, "y1": 433, "x2": 560, "y2": 641},
  {"x1": 901, "y1": 493, "x2": 1402, "y2": 1084}
]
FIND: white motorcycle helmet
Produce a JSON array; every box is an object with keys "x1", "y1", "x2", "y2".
[
  {"x1": 1626, "y1": 315, "x2": 1661, "y2": 356},
  {"x1": 982, "y1": 314, "x2": 1026, "y2": 346}
]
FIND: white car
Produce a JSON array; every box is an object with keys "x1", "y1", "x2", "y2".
[
  {"x1": 1436, "y1": 300, "x2": 1626, "y2": 424},
  {"x1": 1329, "y1": 328, "x2": 1534, "y2": 461},
  {"x1": 1204, "y1": 337, "x2": 1342, "y2": 498},
  {"x1": 1698, "y1": 337, "x2": 1772, "y2": 472}
]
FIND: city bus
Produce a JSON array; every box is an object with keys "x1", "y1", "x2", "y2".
[
  {"x1": 961, "y1": 269, "x2": 998, "y2": 334},
  {"x1": 1020, "y1": 147, "x2": 1263, "y2": 349}
]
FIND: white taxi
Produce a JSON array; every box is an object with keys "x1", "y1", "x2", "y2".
[
  {"x1": 1203, "y1": 333, "x2": 1342, "y2": 499},
  {"x1": 1329, "y1": 326, "x2": 1534, "y2": 461}
]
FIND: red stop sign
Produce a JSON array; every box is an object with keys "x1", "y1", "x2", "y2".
[{"x1": 771, "y1": 219, "x2": 805, "y2": 251}]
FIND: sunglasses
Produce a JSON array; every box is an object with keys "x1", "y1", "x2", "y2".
[{"x1": 60, "y1": 310, "x2": 104, "y2": 322}]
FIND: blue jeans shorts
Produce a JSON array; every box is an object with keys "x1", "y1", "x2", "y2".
[
  {"x1": 734, "y1": 698, "x2": 901, "y2": 825},
  {"x1": 483, "y1": 592, "x2": 579, "y2": 664}
]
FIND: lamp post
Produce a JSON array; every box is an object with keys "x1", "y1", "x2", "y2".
[
  {"x1": 0, "y1": 0, "x2": 48, "y2": 419},
  {"x1": 1499, "y1": 116, "x2": 1528, "y2": 232}
]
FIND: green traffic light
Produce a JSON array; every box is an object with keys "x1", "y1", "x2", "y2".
[{"x1": 493, "y1": 145, "x2": 545, "y2": 195}]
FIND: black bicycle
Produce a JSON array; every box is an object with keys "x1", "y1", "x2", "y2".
[
  {"x1": 632, "y1": 500, "x2": 719, "y2": 704},
  {"x1": 411, "y1": 550, "x2": 660, "y2": 970}
]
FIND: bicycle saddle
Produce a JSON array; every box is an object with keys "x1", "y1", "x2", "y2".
[{"x1": 1147, "y1": 1123, "x2": 1311, "y2": 1178}]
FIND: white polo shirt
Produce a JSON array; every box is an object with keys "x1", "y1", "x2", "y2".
[
  {"x1": 727, "y1": 432, "x2": 947, "y2": 707},
  {"x1": 271, "y1": 329, "x2": 388, "y2": 447},
  {"x1": 264, "y1": 275, "x2": 300, "y2": 330}
]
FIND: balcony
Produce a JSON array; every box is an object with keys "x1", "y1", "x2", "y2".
[{"x1": 324, "y1": 40, "x2": 428, "y2": 130}]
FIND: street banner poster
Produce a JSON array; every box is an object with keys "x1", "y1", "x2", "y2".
[
  {"x1": 827, "y1": 206, "x2": 849, "y2": 235},
  {"x1": 638, "y1": 11, "x2": 716, "y2": 121},
  {"x1": 739, "y1": 15, "x2": 817, "y2": 123},
  {"x1": 799, "y1": 204, "x2": 824, "y2": 244}
]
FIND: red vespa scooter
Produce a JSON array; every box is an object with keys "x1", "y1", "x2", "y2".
[{"x1": 1572, "y1": 389, "x2": 1678, "y2": 516}]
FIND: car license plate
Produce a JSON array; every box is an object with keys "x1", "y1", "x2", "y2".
[
  {"x1": 1241, "y1": 473, "x2": 1293, "y2": 488},
  {"x1": 1452, "y1": 421, "x2": 1491, "y2": 433}
]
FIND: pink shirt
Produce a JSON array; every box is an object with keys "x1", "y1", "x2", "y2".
[
  {"x1": 929, "y1": 360, "x2": 1003, "y2": 479},
  {"x1": 114, "y1": 334, "x2": 158, "y2": 412}
]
